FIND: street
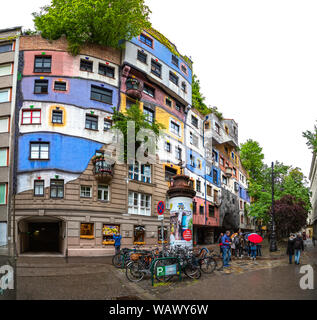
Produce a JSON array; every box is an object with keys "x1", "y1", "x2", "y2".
[{"x1": 16, "y1": 246, "x2": 317, "y2": 300}]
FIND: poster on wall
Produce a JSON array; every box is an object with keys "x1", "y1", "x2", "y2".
[{"x1": 169, "y1": 197, "x2": 193, "y2": 248}]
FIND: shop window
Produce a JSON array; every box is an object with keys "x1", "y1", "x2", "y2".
[
  {"x1": 34, "y1": 56, "x2": 51, "y2": 73},
  {"x1": 143, "y1": 83, "x2": 155, "y2": 97},
  {"x1": 91, "y1": 85, "x2": 113, "y2": 104},
  {"x1": 169, "y1": 72, "x2": 179, "y2": 86},
  {"x1": 30, "y1": 142, "x2": 49, "y2": 160},
  {"x1": 98, "y1": 63, "x2": 115, "y2": 78},
  {"x1": 34, "y1": 80, "x2": 48, "y2": 94},
  {"x1": 102, "y1": 224, "x2": 120, "y2": 245},
  {"x1": 128, "y1": 192, "x2": 151, "y2": 216},
  {"x1": 54, "y1": 81, "x2": 67, "y2": 91},
  {"x1": 151, "y1": 59, "x2": 162, "y2": 77},
  {"x1": 50, "y1": 179, "x2": 64, "y2": 198},
  {"x1": 52, "y1": 110, "x2": 63, "y2": 124},
  {"x1": 209, "y1": 205, "x2": 215, "y2": 217},
  {"x1": 80, "y1": 186, "x2": 92, "y2": 198},
  {"x1": 34, "y1": 180, "x2": 44, "y2": 197},
  {"x1": 134, "y1": 225, "x2": 145, "y2": 244},
  {"x1": 140, "y1": 34, "x2": 153, "y2": 47},
  {"x1": 21, "y1": 109, "x2": 40, "y2": 125},
  {"x1": 137, "y1": 50, "x2": 147, "y2": 64},
  {"x1": 80, "y1": 223, "x2": 94, "y2": 239},
  {"x1": 158, "y1": 226, "x2": 168, "y2": 244},
  {"x1": 128, "y1": 163, "x2": 151, "y2": 184},
  {"x1": 98, "y1": 185, "x2": 109, "y2": 201},
  {"x1": 80, "y1": 59, "x2": 93, "y2": 72},
  {"x1": 85, "y1": 114, "x2": 98, "y2": 130}
]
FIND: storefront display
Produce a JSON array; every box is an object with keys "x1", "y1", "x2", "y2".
[
  {"x1": 80, "y1": 223, "x2": 94, "y2": 239},
  {"x1": 134, "y1": 225, "x2": 145, "y2": 245},
  {"x1": 102, "y1": 224, "x2": 120, "y2": 245}
]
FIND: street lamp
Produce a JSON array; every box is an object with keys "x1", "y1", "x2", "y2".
[{"x1": 270, "y1": 162, "x2": 278, "y2": 252}]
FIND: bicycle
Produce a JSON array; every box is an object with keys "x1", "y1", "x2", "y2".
[{"x1": 195, "y1": 247, "x2": 217, "y2": 274}]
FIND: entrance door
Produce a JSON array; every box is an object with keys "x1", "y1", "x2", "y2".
[{"x1": 28, "y1": 223, "x2": 60, "y2": 252}]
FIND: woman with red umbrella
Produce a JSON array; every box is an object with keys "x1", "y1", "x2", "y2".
[{"x1": 248, "y1": 233, "x2": 263, "y2": 261}]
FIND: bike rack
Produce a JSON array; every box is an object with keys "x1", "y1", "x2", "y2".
[{"x1": 150, "y1": 257, "x2": 182, "y2": 287}]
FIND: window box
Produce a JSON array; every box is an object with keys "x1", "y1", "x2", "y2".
[
  {"x1": 134, "y1": 242, "x2": 145, "y2": 245},
  {"x1": 80, "y1": 235, "x2": 95, "y2": 239},
  {"x1": 103, "y1": 240, "x2": 115, "y2": 245}
]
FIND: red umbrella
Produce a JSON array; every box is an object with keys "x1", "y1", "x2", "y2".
[{"x1": 248, "y1": 233, "x2": 263, "y2": 244}]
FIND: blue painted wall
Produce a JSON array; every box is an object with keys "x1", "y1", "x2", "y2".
[
  {"x1": 130, "y1": 36, "x2": 192, "y2": 84},
  {"x1": 18, "y1": 132, "x2": 103, "y2": 173},
  {"x1": 239, "y1": 185, "x2": 250, "y2": 203},
  {"x1": 21, "y1": 77, "x2": 119, "y2": 113}
]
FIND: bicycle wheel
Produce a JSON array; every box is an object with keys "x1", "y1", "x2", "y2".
[
  {"x1": 126, "y1": 262, "x2": 145, "y2": 282},
  {"x1": 184, "y1": 263, "x2": 201, "y2": 279},
  {"x1": 200, "y1": 256, "x2": 217, "y2": 274},
  {"x1": 214, "y1": 255, "x2": 224, "y2": 270},
  {"x1": 112, "y1": 254, "x2": 123, "y2": 268},
  {"x1": 154, "y1": 259, "x2": 174, "y2": 283}
]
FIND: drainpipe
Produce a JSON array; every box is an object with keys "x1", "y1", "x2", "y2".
[{"x1": 203, "y1": 117, "x2": 208, "y2": 229}]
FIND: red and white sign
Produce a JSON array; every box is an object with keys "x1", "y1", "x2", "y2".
[{"x1": 183, "y1": 229, "x2": 192, "y2": 242}]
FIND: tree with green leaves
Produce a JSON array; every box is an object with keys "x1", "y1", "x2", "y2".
[
  {"x1": 303, "y1": 121, "x2": 317, "y2": 154},
  {"x1": 111, "y1": 104, "x2": 165, "y2": 162},
  {"x1": 33, "y1": 0, "x2": 151, "y2": 55}
]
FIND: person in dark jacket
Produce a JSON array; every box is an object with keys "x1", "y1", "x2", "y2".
[
  {"x1": 286, "y1": 234, "x2": 296, "y2": 264},
  {"x1": 217, "y1": 233, "x2": 224, "y2": 256},
  {"x1": 294, "y1": 233, "x2": 304, "y2": 265},
  {"x1": 221, "y1": 231, "x2": 232, "y2": 267}
]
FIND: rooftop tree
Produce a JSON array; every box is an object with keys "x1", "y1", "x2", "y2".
[
  {"x1": 303, "y1": 121, "x2": 317, "y2": 154},
  {"x1": 33, "y1": 0, "x2": 151, "y2": 55}
]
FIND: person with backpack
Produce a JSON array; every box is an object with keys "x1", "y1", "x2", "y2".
[
  {"x1": 286, "y1": 233, "x2": 296, "y2": 264},
  {"x1": 113, "y1": 232, "x2": 122, "y2": 255},
  {"x1": 294, "y1": 233, "x2": 304, "y2": 265}
]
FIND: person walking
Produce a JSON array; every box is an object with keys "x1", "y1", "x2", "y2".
[
  {"x1": 294, "y1": 233, "x2": 304, "y2": 265},
  {"x1": 113, "y1": 232, "x2": 122, "y2": 255},
  {"x1": 250, "y1": 242, "x2": 257, "y2": 261},
  {"x1": 217, "y1": 232, "x2": 224, "y2": 257},
  {"x1": 221, "y1": 231, "x2": 232, "y2": 268},
  {"x1": 286, "y1": 234, "x2": 296, "y2": 264}
]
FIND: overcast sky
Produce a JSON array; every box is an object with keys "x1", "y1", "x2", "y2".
[{"x1": 1, "y1": 0, "x2": 316, "y2": 178}]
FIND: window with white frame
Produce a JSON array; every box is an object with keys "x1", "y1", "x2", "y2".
[
  {"x1": 0, "y1": 118, "x2": 9, "y2": 133},
  {"x1": 128, "y1": 192, "x2": 151, "y2": 216},
  {"x1": 30, "y1": 142, "x2": 49, "y2": 160},
  {"x1": 176, "y1": 147, "x2": 182, "y2": 160},
  {"x1": 0, "y1": 64, "x2": 12, "y2": 77},
  {"x1": 22, "y1": 109, "x2": 41, "y2": 125},
  {"x1": 128, "y1": 163, "x2": 151, "y2": 183},
  {"x1": 34, "y1": 180, "x2": 44, "y2": 197},
  {"x1": 80, "y1": 186, "x2": 92, "y2": 198},
  {"x1": 0, "y1": 148, "x2": 8, "y2": 167},
  {"x1": 0, "y1": 184, "x2": 7, "y2": 204},
  {"x1": 0, "y1": 89, "x2": 10, "y2": 103},
  {"x1": 98, "y1": 185, "x2": 109, "y2": 201},
  {"x1": 170, "y1": 121, "x2": 180, "y2": 136},
  {"x1": 165, "y1": 141, "x2": 171, "y2": 153}
]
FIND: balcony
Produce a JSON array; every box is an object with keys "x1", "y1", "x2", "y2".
[
  {"x1": 126, "y1": 78, "x2": 142, "y2": 100},
  {"x1": 92, "y1": 157, "x2": 114, "y2": 183}
]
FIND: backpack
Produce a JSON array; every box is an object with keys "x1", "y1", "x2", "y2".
[{"x1": 294, "y1": 238, "x2": 302, "y2": 249}]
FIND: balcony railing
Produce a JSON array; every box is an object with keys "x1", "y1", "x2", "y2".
[{"x1": 93, "y1": 158, "x2": 114, "y2": 182}]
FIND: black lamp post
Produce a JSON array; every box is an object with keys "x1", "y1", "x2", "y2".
[{"x1": 270, "y1": 162, "x2": 278, "y2": 252}]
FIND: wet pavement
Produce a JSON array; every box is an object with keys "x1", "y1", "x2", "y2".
[{"x1": 16, "y1": 246, "x2": 317, "y2": 300}]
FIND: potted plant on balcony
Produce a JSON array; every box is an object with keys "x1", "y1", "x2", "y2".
[{"x1": 91, "y1": 155, "x2": 104, "y2": 164}]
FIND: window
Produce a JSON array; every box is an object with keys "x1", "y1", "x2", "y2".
[
  {"x1": 181, "y1": 82, "x2": 187, "y2": 92},
  {"x1": 80, "y1": 223, "x2": 94, "y2": 238},
  {"x1": 222, "y1": 175, "x2": 228, "y2": 185},
  {"x1": 98, "y1": 63, "x2": 115, "y2": 78},
  {"x1": 140, "y1": 33, "x2": 153, "y2": 47},
  {"x1": 50, "y1": 180, "x2": 64, "y2": 198},
  {"x1": 34, "y1": 56, "x2": 51, "y2": 73},
  {"x1": 172, "y1": 55, "x2": 179, "y2": 67},
  {"x1": 0, "y1": 64, "x2": 11, "y2": 77},
  {"x1": 0, "y1": 43, "x2": 12, "y2": 53},
  {"x1": 193, "y1": 201, "x2": 197, "y2": 215},
  {"x1": 196, "y1": 180, "x2": 201, "y2": 192},
  {"x1": 233, "y1": 126, "x2": 237, "y2": 135},
  {"x1": 190, "y1": 132, "x2": 198, "y2": 145},
  {"x1": 103, "y1": 225, "x2": 120, "y2": 244},
  {"x1": 85, "y1": 115, "x2": 98, "y2": 130},
  {"x1": 220, "y1": 157, "x2": 224, "y2": 166},
  {"x1": 52, "y1": 110, "x2": 63, "y2": 124},
  {"x1": 181, "y1": 65, "x2": 187, "y2": 74},
  {"x1": 189, "y1": 179, "x2": 194, "y2": 189},
  {"x1": 98, "y1": 185, "x2": 109, "y2": 201},
  {"x1": 104, "y1": 119, "x2": 112, "y2": 131},
  {"x1": 241, "y1": 214, "x2": 244, "y2": 224},
  {"x1": 54, "y1": 81, "x2": 66, "y2": 91},
  {"x1": 80, "y1": 186, "x2": 92, "y2": 198},
  {"x1": 225, "y1": 147, "x2": 229, "y2": 155},
  {"x1": 191, "y1": 116, "x2": 198, "y2": 128},
  {"x1": 137, "y1": 50, "x2": 147, "y2": 64},
  {"x1": 176, "y1": 147, "x2": 182, "y2": 160},
  {"x1": 240, "y1": 200, "x2": 243, "y2": 210},
  {"x1": 151, "y1": 59, "x2": 162, "y2": 77},
  {"x1": 209, "y1": 205, "x2": 215, "y2": 217},
  {"x1": 34, "y1": 180, "x2": 44, "y2": 197},
  {"x1": 213, "y1": 169, "x2": 218, "y2": 184},
  {"x1": 0, "y1": 184, "x2": 7, "y2": 204},
  {"x1": 165, "y1": 141, "x2": 171, "y2": 153},
  {"x1": 212, "y1": 150, "x2": 218, "y2": 162},
  {"x1": 134, "y1": 225, "x2": 145, "y2": 243},
  {"x1": 80, "y1": 59, "x2": 93, "y2": 72},
  {"x1": 225, "y1": 126, "x2": 229, "y2": 134},
  {"x1": 233, "y1": 168, "x2": 237, "y2": 177},
  {"x1": 34, "y1": 80, "x2": 48, "y2": 94},
  {"x1": 175, "y1": 101, "x2": 183, "y2": 112},
  {"x1": 169, "y1": 72, "x2": 179, "y2": 86},
  {"x1": 214, "y1": 190, "x2": 218, "y2": 203},
  {"x1": 30, "y1": 142, "x2": 49, "y2": 160},
  {"x1": 215, "y1": 122, "x2": 220, "y2": 134},
  {"x1": 190, "y1": 154, "x2": 195, "y2": 167},
  {"x1": 197, "y1": 159, "x2": 202, "y2": 169},
  {"x1": 231, "y1": 152, "x2": 235, "y2": 160},
  {"x1": 22, "y1": 109, "x2": 41, "y2": 125},
  {"x1": 0, "y1": 149, "x2": 8, "y2": 167},
  {"x1": 128, "y1": 163, "x2": 151, "y2": 183},
  {"x1": 126, "y1": 98, "x2": 137, "y2": 109},
  {"x1": 91, "y1": 85, "x2": 113, "y2": 104},
  {"x1": 199, "y1": 205, "x2": 204, "y2": 215},
  {"x1": 0, "y1": 118, "x2": 9, "y2": 132},
  {"x1": 165, "y1": 98, "x2": 172, "y2": 107},
  {"x1": 143, "y1": 107, "x2": 154, "y2": 124},
  {"x1": 170, "y1": 121, "x2": 180, "y2": 136},
  {"x1": 129, "y1": 192, "x2": 151, "y2": 216},
  {"x1": 165, "y1": 166, "x2": 177, "y2": 182},
  {"x1": 0, "y1": 89, "x2": 10, "y2": 103},
  {"x1": 143, "y1": 83, "x2": 155, "y2": 97},
  {"x1": 205, "y1": 121, "x2": 210, "y2": 130},
  {"x1": 207, "y1": 185, "x2": 212, "y2": 197}
]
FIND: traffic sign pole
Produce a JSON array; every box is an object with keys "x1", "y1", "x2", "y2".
[{"x1": 157, "y1": 201, "x2": 165, "y2": 257}]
